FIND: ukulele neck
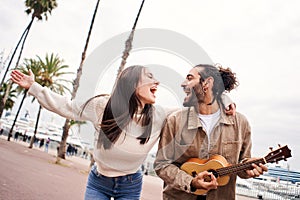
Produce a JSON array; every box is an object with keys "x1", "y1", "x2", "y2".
[{"x1": 216, "y1": 158, "x2": 265, "y2": 177}]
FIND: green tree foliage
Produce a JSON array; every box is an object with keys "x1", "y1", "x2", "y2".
[{"x1": 0, "y1": 82, "x2": 17, "y2": 111}]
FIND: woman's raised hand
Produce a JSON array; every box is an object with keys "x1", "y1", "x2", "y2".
[{"x1": 11, "y1": 69, "x2": 35, "y2": 89}]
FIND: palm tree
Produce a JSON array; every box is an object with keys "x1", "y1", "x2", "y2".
[
  {"x1": 7, "y1": 57, "x2": 42, "y2": 141},
  {"x1": 0, "y1": 82, "x2": 18, "y2": 141},
  {"x1": 28, "y1": 53, "x2": 72, "y2": 148},
  {"x1": 57, "y1": 0, "x2": 101, "y2": 160},
  {"x1": 69, "y1": 119, "x2": 87, "y2": 142},
  {"x1": 0, "y1": 0, "x2": 58, "y2": 119},
  {"x1": 0, "y1": 82, "x2": 17, "y2": 112},
  {"x1": 70, "y1": 120, "x2": 87, "y2": 132}
]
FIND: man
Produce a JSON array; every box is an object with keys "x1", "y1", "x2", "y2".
[{"x1": 154, "y1": 64, "x2": 267, "y2": 200}]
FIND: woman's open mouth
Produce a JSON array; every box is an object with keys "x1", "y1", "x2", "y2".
[{"x1": 150, "y1": 86, "x2": 157, "y2": 94}]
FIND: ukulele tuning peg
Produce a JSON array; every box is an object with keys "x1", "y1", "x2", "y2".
[
  {"x1": 278, "y1": 144, "x2": 281, "y2": 147},
  {"x1": 269, "y1": 147, "x2": 273, "y2": 151}
]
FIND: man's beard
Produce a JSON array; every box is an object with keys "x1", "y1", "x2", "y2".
[
  {"x1": 183, "y1": 83, "x2": 208, "y2": 107},
  {"x1": 183, "y1": 89, "x2": 198, "y2": 107}
]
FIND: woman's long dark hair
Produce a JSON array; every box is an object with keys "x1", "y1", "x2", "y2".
[
  {"x1": 195, "y1": 64, "x2": 239, "y2": 108},
  {"x1": 82, "y1": 65, "x2": 154, "y2": 150}
]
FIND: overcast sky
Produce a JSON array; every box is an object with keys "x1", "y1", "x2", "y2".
[{"x1": 1, "y1": 0, "x2": 300, "y2": 171}]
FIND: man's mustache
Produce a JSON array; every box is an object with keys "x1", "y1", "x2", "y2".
[{"x1": 182, "y1": 86, "x2": 191, "y2": 93}]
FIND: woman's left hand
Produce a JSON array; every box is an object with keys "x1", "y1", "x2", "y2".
[{"x1": 225, "y1": 103, "x2": 236, "y2": 116}]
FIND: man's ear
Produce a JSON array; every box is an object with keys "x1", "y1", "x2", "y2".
[{"x1": 204, "y1": 77, "x2": 214, "y2": 89}]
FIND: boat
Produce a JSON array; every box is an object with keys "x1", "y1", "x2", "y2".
[
  {"x1": 236, "y1": 177, "x2": 286, "y2": 199},
  {"x1": 0, "y1": 114, "x2": 91, "y2": 149},
  {"x1": 265, "y1": 165, "x2": 300, "y2": 184},
  {"x1": 236, "y1": 165, "x2": 300, "y2": 199}
]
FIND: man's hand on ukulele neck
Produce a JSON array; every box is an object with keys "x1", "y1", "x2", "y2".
[{"x1": 244, "y1": 157, "x2": 268, "y2": 178}]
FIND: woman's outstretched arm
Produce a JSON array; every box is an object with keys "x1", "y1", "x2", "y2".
[{"x1": 11, "y1": 69, "x2": 107, "y2": 124}]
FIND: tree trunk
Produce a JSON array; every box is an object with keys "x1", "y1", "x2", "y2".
[
  {"x1": 0, "y1": 18, "x2": 34, "y2": 87},
  {"x1": 7, "y1": 90, "x2": 28, "y2": 141},
  {"x1": 29, "y1": 104, "x2": 42, "y2": 148},
  {"x1": 0, "y1": 98, "x2": 5, "y2": 120},
  {"x1": 57, "y1": 119, "x2": 70, "y2": 160},
  {"x1": 113, "y1": 0, "x2": 145, "y2": 90},
  {"x1": 0, "y1": 96, "x2": 3, "y2": 120},
  {"x1": 0, "y1": 81, "x2": 12, "y2": 118},
  {"x1": 0, "y1": 18, "x2": 34, "y2": 117},
  {"x1": 56, "y1": 0, "x2": 101, "y2": 161},
  {"x1": 14, "y1": 19, "x2": 33, "y2": 70}
]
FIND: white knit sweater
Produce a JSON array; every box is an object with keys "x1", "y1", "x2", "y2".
[{"x1": 28, "y1": 82, "x2": 172, "y2": 177}]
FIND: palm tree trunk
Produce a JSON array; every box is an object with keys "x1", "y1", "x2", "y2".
[
  {"x1": 14, "y1": 18, "x2": 33, "y2": 73},
  {"x1": 57, "y1": 0, "x2": 101, "y2": 160},
  {"x1": 29, "y1": 104, "x2": 42, "y2": 148},
  {"x1": 57, "y1": 119, "x2": 70, "y2": 160},
  {"x1": 7, "y1": 90, "x2": 28, "y2": 141},
  {"x1": 114, "y1": 0, "x2": 145, "y2": 83},
  {"x1": 0, "y1": 18, "x2": 34, "y2": 87},
  {"x1": 0, "y1": 18, "x2": 34, "y2": 118},
  {"x1": 0, "y1": 100, "x2": 3, "y2": 119},
  {"x1": 0, "y1": 80, "x2": 14, "y2": 118}
]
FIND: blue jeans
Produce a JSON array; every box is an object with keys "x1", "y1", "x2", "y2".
[{"x1": 84, "y1": 165, "x2": 143, "y2": 200}]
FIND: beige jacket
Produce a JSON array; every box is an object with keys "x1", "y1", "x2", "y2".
[{"x1": 154, "y1": 106, "x2": 252, "y2": 200}]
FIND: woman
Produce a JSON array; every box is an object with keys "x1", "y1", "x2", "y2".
[
  {"x1": 11, "y1": 65, "x2": 174, "y2": 200},
  {"x1": 11, "y1": 65, "x2": 234, "y2": 200}
]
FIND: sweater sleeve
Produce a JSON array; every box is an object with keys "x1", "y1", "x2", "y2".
[
  {"x1": 28, "y1": 82, "x2": 108, "y2": 125},
  {"x1": 221, "y1": 93, "x2": 234, "y2": 108}
]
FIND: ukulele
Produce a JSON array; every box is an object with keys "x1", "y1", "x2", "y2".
[{"x1": 180, "y1": 145, "x2": 292, "y2": 195}]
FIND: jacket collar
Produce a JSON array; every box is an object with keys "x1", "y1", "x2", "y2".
[{"x1": 187, "y1": 105, "x2": 234, "y2": 130}]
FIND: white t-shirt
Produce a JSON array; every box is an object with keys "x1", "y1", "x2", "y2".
[{"x1": 198, "y1": 109, "x2": 220, "y2": 137}]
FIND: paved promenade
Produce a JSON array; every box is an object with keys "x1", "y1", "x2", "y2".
[{"x1": 0, "y1": 137, "x2": 254, "y2": 200}]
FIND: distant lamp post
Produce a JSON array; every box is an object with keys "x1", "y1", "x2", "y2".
[{"x1": 283, "y1": 163, "x2": 290, "y2": 199}]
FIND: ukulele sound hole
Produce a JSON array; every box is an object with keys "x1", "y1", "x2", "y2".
[
  {"x1": 203, "y1": 169, "x2": 219, "y2": 182},
  {"x1": 208, "y1": 169, "x2": 219, "y2": 178}
]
